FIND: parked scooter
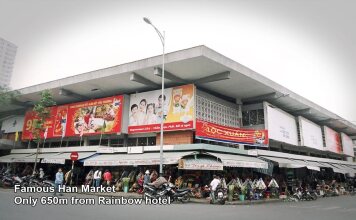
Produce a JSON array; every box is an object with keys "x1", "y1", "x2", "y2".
[
  {"x1": 210, "y1": 185, "x2": 227, "y2": 205},
  {"x1": 166, "y1": 182, "x2": 191, "y2": 203}
]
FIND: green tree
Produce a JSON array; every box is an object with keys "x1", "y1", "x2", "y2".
[
  {"x1": 32, "y1": 90, "x2": 56, "y2": 175},
  {"x1": 0, "y1": 85, "x2": 20, "y2": 105}
]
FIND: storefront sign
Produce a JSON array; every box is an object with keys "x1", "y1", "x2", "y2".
[
  {"x1": 178, "y1": 158, "x2": 223, "y2": 171},
  {"x1": 84, "y1": 158, "x2": 180, "y2": 166},
  {"x1": 128, "y1": 84, "x2": 195, "y2": 133},
  {"x1": 324, "y1": 126, "x2": 342, "y2": 154},
  {"x1": 97, "y1": 147, "x2": 115, "y2": 154},
  {"x1": 22, "y1": 95, "x2": 124, "y2": 140},
  {"x1": 196, "y1": 120, "x2": 269, "y2": 146},
  {"x1": 127, "y1": 146, "x2": 144, "y2": 154}
]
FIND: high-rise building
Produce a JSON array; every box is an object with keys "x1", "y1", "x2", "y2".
[{"x1": 0, "y1": 37, "x2": 17, "y2": 88}]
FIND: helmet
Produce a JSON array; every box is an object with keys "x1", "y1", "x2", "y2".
[
  {"x1": 39, "y1": 168, "x2": 43, "y2": 171},
  {"x1": 145, "y1": 170, "x2": 150, "y2": 175}
]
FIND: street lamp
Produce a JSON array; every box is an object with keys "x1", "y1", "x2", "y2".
[{"x1": 143, "y1": 17, "x2": 165, "y2": 176}]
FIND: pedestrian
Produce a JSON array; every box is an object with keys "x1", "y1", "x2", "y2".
[
  {"x1": 209, "y1": 175, "x2": 221, "y2": 204},
  {"x1": 93, "y1": 169, "x2": 102, "y2": 187},
  {"x1": 54, "y1": 168, "x2": 64, "y2": 196},
  {"x1": 39, "y1": 168, "x2": 45, "y2": 179},
  {"x1": 85, "y1": 169, "x2": 94, "y2": 186},
  {"x1": 103, "y1": 169, "x2": 112, "y2": 186},
  {"x1": 144, "y1": 170, "x2": 150, "y2": 185}
]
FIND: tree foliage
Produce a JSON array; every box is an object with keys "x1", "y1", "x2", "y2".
[
  {"x1": 32, "y1": 90, "x2": 56, "y2": 142},
  {"x1": 0, "y1": 85, "x2": 20, "y2": 105}
]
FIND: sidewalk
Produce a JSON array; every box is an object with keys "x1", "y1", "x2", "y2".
[{"x1": 78, "y1": 190, "x2": 282, "y2": 205}]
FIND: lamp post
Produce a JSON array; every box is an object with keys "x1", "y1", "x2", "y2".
[{"x1": 143, "y1": 17, "x2": 165, "y2": 176}]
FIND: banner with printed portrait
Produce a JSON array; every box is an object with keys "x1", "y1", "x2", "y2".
[{"x1": 128, "y1": 84, "x2": 195, "y2": 133}]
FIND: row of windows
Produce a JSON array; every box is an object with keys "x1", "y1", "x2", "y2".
[
  {"x1": 196, "y1": 95, "x2": 240, "y2": 127},
  {"x1": 28, "y1": 137, "x2": 157, "y2": 148}
]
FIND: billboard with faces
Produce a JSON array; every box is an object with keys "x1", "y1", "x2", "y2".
[{"x1": 128, "y1": 84, "x2": 195, "y2": 133}]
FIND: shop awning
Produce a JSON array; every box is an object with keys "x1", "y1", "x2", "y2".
[
  {"x1": 178, "y1": 158, "x2": 223, "y2": 171},
  {"x1": 316, "y1": 162, "x2": 347, "y2": 174},
  {"x1": 42, "y1": 152, "x2": 97, "y2": 164},
  {"x1": 0, "y1": 153, "x2": 37, "y2": 163},
  {"x1": 206, "y1": 152, "x2": 268, "y2": 169},
  {"x1": 289, "y1": 159, "x2": 320, "y2": 171},
  {"x1": 331, "y1": 163, "x2": 355, "y2": 177},
  {"x1": 259, "y1": 156, "x2": 305, "y2": 169},
  {"x1": 83, "y1": 151, "x2": 197, "y2": 166}
]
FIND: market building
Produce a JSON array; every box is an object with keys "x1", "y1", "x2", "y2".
[{"x1": 0, "y1": 45, "x2": 355, "y2": 188}]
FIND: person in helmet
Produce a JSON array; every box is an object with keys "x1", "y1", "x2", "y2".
[{"x1": 144, "y1": 170, "x2": 151, "y2": 185}]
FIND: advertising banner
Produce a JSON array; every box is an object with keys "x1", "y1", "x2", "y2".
[
  {"x1": 65, "y1": 95, "x2": 124, "y2": 137},
  {"x1": 196, "y1": 120, "x2": 269, "y2": 146},
  {"x1": 324, "y1": 126, "x2": 342, "y2": 154},
  {"x1": 22, "y1": 107, "x2": 57, "y2": 140},
  {"x1": 298, "y1": 116, "x2": 324, "y2": 151},
  {"x1": 128, "y1": 84, "x2": 195, "y2": 133},
  {"x1": 22, "y1": 95, "x2": 124, "y2": 140},
  {"x1": 341, "y1": 133, "x2": 354, "y2": 157},
  {"x1": 265, "y1": 104, "x2": 298, "y2": 146}
]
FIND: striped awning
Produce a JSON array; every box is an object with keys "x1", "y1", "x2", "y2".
[
  {"x1": 206, "y1": 152, "x2": 268, "y2": 169},
  {"x1": 83, "y1": 151, "x2": 197, "y2": 166}
]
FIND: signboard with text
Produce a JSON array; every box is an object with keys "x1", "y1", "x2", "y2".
[
  {"x1": 196, "y1": 120, "x2": 269, "y2": 146},
  {"x1": 22, "y1": 95, "x2": 124, "y2": 140}
]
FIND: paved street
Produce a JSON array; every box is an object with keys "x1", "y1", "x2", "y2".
[{"x1": 0, "y1": 188, "x2": 355, "y2": 220}]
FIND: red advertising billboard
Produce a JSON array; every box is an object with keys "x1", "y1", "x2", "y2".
[
  {"x1": 22, "y1": 107, "x2": 57, "y2": 140},
  {"x1": 65, "y1": 95, "x2": 123, "y2": 137},
  {"x1": 196, "y1": 120, "x2": 269, "y2": 146},
  {"x1": 128, "y1": 84, "x2": 195, "y2": 133},
  {"x1": 324, "y1": 126, "x2": 342, "y2": 154},
  {"x1": 22, "y1": 95, "x2": 124, "y2": 140}
]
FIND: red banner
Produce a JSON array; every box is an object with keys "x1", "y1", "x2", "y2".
[
  {"x1": 196, "y1": 120, "x2": 269, "y2": 146},
  {"x1": 22, "y1": 107, "x2": 57, "y2": 140},
  {"x1": 65, "y1": 95, "x2": 123, "y2": 137},
  {"x1": 22, "y1": 95, "x2": 124, "y2": 140}
]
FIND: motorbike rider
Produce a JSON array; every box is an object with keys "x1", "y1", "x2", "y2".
[
  {"x1": 210, "y1": 175, "x2": 221, "y2": 203},
  {"x1": 144, "y1": 170, "x2": 151, "y2": 185}
]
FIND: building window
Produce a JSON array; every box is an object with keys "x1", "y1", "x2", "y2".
[
  {"x1": 110, "y1": 139, "x2": 124, "y2": 147},
  {"x1": 138, "y1": 137, "x2": 147, "y2": 146},
  {"x1": 196, "y1": 95, "x2": 240, "y2": 127},
  {"x1": 128, "y1": 138, "x2": 137, "y2": 146},
  {"x1": 242, "y1": 109, "x2": 265, "y2": 126},
  {"x1": 148, "y1": 137, "x2": 156, "y2": 146}
]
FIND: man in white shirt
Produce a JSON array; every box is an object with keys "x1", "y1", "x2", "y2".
[
  {"x1": 210, "y1": 175, "x2": 221, "y2": 203},
  {"x1": 93, "y1": 169, "x2": 102, "y2": 187}
]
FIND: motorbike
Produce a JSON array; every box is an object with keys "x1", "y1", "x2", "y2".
[
  {"x1": 1, "y1": 174, "x2": 14, "y2": 188},
  {"x1": 210, "y1": 185, "x2": 227, "y2": 205},
  {"x1": 165, "y1": 182, "x2": 191, "y2": 203},
  {"x1": 143, "y1": 183, "x2": 170, "y2": 199}
]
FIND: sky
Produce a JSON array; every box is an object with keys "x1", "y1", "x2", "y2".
[{"x1": 0, "y1": 0, "x2": 355, "y2": 123}]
